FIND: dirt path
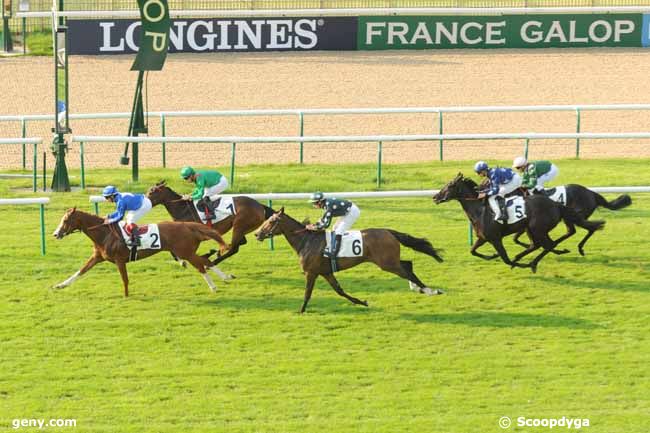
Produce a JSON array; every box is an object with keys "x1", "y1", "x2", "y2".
[{"x1": 2, "y1": 48, "x2": 650, "y2": 169}]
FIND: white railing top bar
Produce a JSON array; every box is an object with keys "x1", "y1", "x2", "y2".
[
  {"x1": 89, "y1": 186, "x2": 650, "y2": 204},
  {"x1": 72, "y1": 132, "x2": 650, "y2": 144},
  {"x1": 0, "y1": 198, "x2": 50, "y2": 205},
  {"x1": 5, "y1": 104, "x2": 650, "y2": 122},
  {"x1": 17, "y1": 6, "x2": 650, "y2": 19},
  {"x1": 0, "y1": 138, "x2": 42, "y2": 145}
]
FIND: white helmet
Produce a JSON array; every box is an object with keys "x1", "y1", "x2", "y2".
[{"x1": 513, "y1": 156, "x2": 527, "y2": 169}]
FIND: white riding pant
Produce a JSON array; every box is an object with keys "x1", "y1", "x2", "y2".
[
  {"x1": 333, "y1": 204, "x2": 361, "y2": 236},
  {"x1": 488, "y1": 174, "x2": 522, "y2": 215},
  {"x1": 535, "y1": 164, "x2": 559, "y2": 191},
  {"x1": 204, "y1": 176, "x2": 229, "y2": 201},
  {"x1": 125, "y1": 197, "x2": 152, "y2": 225}
]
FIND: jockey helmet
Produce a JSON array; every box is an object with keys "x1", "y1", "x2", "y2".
[
  {"x1": 180, "y1": 166, "x2": 195, "y2": 179},
  {"x1": 474, "y1": 161, "x2": 489, "y2": 173},
  {"x1": 308, "y1": 191, "x2": 325, "y2": 203},
  {"x1": 102, "y1": 185, "x2": 118, "y2": 197},
  {"x1": 513, "y1": 156, "x2": 528, "y2": 169}
]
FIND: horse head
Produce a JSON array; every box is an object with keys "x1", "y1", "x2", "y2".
[
  {"x1": 53, "y1": 207, "x2": 81, "y2": 239},
  {"x1": 255, "y1": 207, "x2": 285, "y2": 241},
  {"x1": 146, "y1": 180, "x2": 180, "y2": 206},
  {"x1": 433, "y1": 173, "x2": 480, "y2": 204}
]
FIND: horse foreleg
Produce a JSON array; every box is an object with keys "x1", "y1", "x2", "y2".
[
  {"x1": 185, "y1": 254, "x2": 219, "y2": 292},
  {"x1": 470, "y1": 238, "x2": 499, "y2": 260},
  {"x1": 210, "y1": 232, "x2": 246, "y2": 267},
  {"x1": 208, "y1": 266, "x2": 235, "y2": 282},
  {"x1": 300, "y1": 272, "x2": 319, "y2": 314},
  {"x1": 490, "y1": 239, "x2": 526, "y2": 268},
  {"x1": 521, "y1": 234, "x2": 558, "y2": 274},
  {"x1": 115, "y1": 260, "x2": 129, "y2": 297},
  {"x1": 322, "y1": 274, "x2": 369, "y2": 306},
  {"x1": 513, "y1": 230, "x2": 530, "y2": 248},
  {"x1": 53, "y1": 252, "x2": 104, "y2": 289}
]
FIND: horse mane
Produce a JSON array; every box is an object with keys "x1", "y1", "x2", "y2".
[{"x1": 460, "y1": 176, "x2": 479, "y2": 191}]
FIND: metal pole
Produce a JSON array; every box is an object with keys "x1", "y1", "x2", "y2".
[
  {"x1": 377, "y1": 141, "x2": 383, "y2": 188},
  {"x1": 575, "y1": 108, "x2": 581, "y2": 159},
  {"x1": 438, "y1": 112, "x2": 444, "y2": 161},
  {"x1": 80, "y1": 141, "x2": 85, "y2": 189},
  {"x1": 21, "y1": 118, "x2": 26, "y2": 169},
  {"x1": 524, "y1": 138, "x2": 530, "y2": 159},
  {"x1": 39, "y1": 204, "x2": 46, "y2": 255},
  {"x1": 230, "y1": 142, "x2": 236, "y2": 187},
  {"x1": 299, "y1": 112, "x2": 304, "y2": 164},
  {"x1": 268, "y1": 199, "x2": 274, "y2": 251},
  {"x1": 43, "y1": 152, "x2": 46, "y2": 192},
  {"x1": 93, "y1": 202, "x2": 99, "y2": 215},
  {"x1": 22, "y1": 17, "x2": 26, "y2": 55},
  {"x1": 32, "y1": 143, "x2": 37, "y2": 192},
  {"x1": 160, "y1": 114, "x2": 166, "y2": 168}
]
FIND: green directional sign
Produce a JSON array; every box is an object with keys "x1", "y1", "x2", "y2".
[{"x1": 131, "y1": 0, "x2": 170, "y2": 71}]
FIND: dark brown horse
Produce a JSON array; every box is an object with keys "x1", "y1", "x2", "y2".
[
  {"x1": 254, "y1": 207, "x2": 444, "y2": 313},
  {"x1": 52, "y1": 208, "x2": 229, "y2": 296},
  {"x1": 146, "y1": 181, "x2": 274, "y2": 269}
]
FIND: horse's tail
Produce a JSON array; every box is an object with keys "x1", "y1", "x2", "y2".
[
  {"x1": 559, "y1": 205, "x2": 606, "y2": 232},
  {"x1": 387, "y1": 230, "x2": 443, "y2": 263},
  {"x1": 595, "y1": 192, "x2": 632, "y2": 210}
]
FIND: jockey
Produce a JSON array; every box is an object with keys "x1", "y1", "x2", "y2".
[
  {"x1": 474, "y1": 161, "x2": 522, "y2": 223},
  {"x1": 180, "y1": 166, "x2": 229, "y2": 220},
  {"x1": 513, "y1": 156, "x2": 559, "y2": 193},
  {"x1": 102, "y1": 185, "x2": 152, "y2": 247},
  {"x1": 305, "y1": 191, "x2": 361, "y2": 259}
]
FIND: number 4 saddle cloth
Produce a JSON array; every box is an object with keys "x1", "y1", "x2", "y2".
[
  {"x1": 117, "y1": 222, "x2": 162, "y2": 250},
  {"x1": 324, "y1": 231, "x2": 364, "y2": 258}
]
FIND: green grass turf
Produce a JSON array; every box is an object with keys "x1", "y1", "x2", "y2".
[{"x1": 0, "y1": 158, "x2": 649, "y2": 432}]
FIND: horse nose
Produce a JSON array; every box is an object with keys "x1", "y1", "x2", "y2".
[{"x1": 254, "y1": 230, "x2": 263, "y2": 241}]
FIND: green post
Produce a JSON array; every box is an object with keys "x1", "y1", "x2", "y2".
[
  {"x1": 268, "y1": 199, "x2": 274, "y2": 251},
  {"x1": 32, "y1": 142, "x2": 36, "y2": 192},
  {"x1": 230, "y1": 142, "x2": 236, "y2": 187},
  {"x1": 21, "y1": 16, "x2": 25, "y2": 55},
  {"x1": 39, "y1": 203, "x2": 46, "y2": 255},
  {"x1": 438, "y1": 112, "x2": 444, "y2": 161},
  {"x1": 79, "y1": 141, "x2": 85, "y2": 189},
  {"x1": 524, "y1": 138, "x2": 530, "y2": 159},
  {"x1": 93, "y1": 201, "x2": 99, "y2": 215},
  {"x1": 42, "y1": 151, "x2": 46, "y2": 192},
  {"x1": 299, "y1": 112, "x2": 304, "y2": 164},
  {"x1": 376, "y1": 141, "x2": 383, "y2": 188},
  {"x1": 160, "y1": 114, "x2": 166, "y2": 168},
  {"x1": 21, "y1": 118, "x2": 26, "y2": 169},
  {"x1": 468, "y1": 222, "x2": 473, "y2": 246},
  {"x1": 575, "y1": 108, "x2": 581, "y2": 159}
]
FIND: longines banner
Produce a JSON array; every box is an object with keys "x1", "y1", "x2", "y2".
[{"x1": 67, "y1": 17, "x2": 358, "y2": 54}]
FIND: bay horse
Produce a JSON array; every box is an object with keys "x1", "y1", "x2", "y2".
[
  {"x1": 433, "y1": 174, "x2": 605, "y2": 273},
  {"x1": 52, "y1": 208, "x2": 230, "y2": 297},
  {"x1": 254, "y1": 207, "x2": 444, "y2": 313},
  {"x1": 146, "y1": 181, "x2": 274, "y2": 269},
  {"x1": 513, "y1": 184, "x2": 631, "y2": 255}
]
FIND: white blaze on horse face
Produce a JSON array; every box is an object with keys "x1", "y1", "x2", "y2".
[
  {"x1": 202, "y1": 272, "x2": 217, "y2": 292},
  {"x1": 53, "y1": 217, "x2": 67, "y2": 238}
]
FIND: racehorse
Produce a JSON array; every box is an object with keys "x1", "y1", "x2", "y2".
[
  {"x1": 433, "y1": 174, "x2": 605, "y2": 273},
  {"x1": 146, "y1": 181, "x2": 274, "y2": 269},
  {"x1": 52, "y1": 208, "x2": 230, "y2": 297},
  {"x1": 254, "y1": 207, "x2": 444, "y2": 313},
  {"x1": 513, "y1": 184, "x2": 631, "y2": 255}
]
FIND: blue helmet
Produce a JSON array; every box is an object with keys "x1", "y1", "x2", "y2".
[
  {"x1": 102, "y1": 185, "x2": 119, "y2": 197},
  {"x1": 474, "y1": 161, "x2": 489, "y2": 173}
]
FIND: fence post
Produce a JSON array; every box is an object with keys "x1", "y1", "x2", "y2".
[
  {"x1": 93, "y1": 201, "x2": 99, "y2": 215},
  {"x1": 160, "y1": 114, "x2": 166, "y2": 168},
  {"x1": 42, "y1": 152, "x2": 46, "y2": 192},
  {"x1": 80, "y1": 142, "x2": 86, "y2": 189},
  {"x1": 230, "y1": 142, "x2": 236, "y2": 187},
  {"x1": 438, "y1": 111, "x2": 444, "y2": 161},
  {"x1": 299, "y1": 112, "x2": 304, "y2": 164},
  {"x1": 575, "y1": 108, "x2": 581, "y2": 159},
  {"x1": 21, "y1": 118, "x2": 26, "y2": 170},
  {"x1": 377, "y1": 141, "x2": 383, "y2": 188},
  {"x1": 32, "y1": 143, "x2": 37, "y2": 192},
  {"x1": 22, "y1": 17, "x2": 26, "y2": 55},
  {"x1": 268, "y1": 199, "x2": 274, "y2": 251},
  {"x1": 39, "y1": 203, "x2": 46, "y2": 256},
  {"x1": 524, "y1": 138, "x2": 530, "y2": 159}
]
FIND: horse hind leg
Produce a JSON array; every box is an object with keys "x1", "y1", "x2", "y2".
[
  {"x1": 322, "y1": 274, "x2": 369, "y2": 307},
  {"x1": 401, "y1": 260, "x2": 444, "y2": 296},
  {"x1": 185, "y1": 254, "x2": 218, "y2": 292}
]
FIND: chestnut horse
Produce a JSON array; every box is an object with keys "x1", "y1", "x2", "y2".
[
  {"x1": 52, "y1": 208, "x2": 229, "y2": 296},
  {"x1": 255, "y1": 207, "x2": 444, "y2": 313},
  {"x1": 146, "y1": 181, "x2": 274, "y2": 268}
]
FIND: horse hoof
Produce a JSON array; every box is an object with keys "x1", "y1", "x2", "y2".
[
  {"x1": 579, "y1": 249, "x2": 585, "y2": 256},
  {"x1": 408, "y1": 281, "x2": 419, "y2": 292},
  {"x1": 362, "y1": 300, "x2": 369, "y2": 307},
  {"x1": 52, "y1": 284, "x2": 65, "y2": 290}
]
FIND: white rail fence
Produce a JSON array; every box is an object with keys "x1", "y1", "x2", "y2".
[
  {"x1": 73, "y1": 132, "x2": 650, "y2": 189},
  {"x1": 0, "y1": 138, "x2": 42, "y2": 191},
  {"x1": 0, "y1": 197, "x2": 49, "y2": 255}
]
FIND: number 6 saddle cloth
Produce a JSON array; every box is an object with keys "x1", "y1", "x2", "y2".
[
  {"x1": 324, "y1": 231, "x2": 364, "y2": 258},
  {"x1": 117, "y1": 222, "x2": 162, "y2": 250},
  {"x1": 193, "y1": 197, "x2": 236, "y2": 224}
]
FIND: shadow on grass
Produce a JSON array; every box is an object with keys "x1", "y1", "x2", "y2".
[
  {"x1": 400, "y1": 311, "x2": 599, "y2": 329},
  {"x1": 535, "y1": 275, "x2": 650, "y2": 293}
]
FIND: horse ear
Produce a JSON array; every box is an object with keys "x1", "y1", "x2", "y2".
[{"x1": 278, "y1": 207, "x2": 285, "y2": 214}]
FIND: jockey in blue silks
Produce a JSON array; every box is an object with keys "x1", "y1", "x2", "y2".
[
  {"x1": 102, "y1": 185, "x2": 153, "y2": 247},
  {"x1": 474, "y1": 161, "x2": 522, "y2": 223}
]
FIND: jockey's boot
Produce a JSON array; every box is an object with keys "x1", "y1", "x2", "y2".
[
  {"x1": 324, "y1": 233, "x2": 342, "y2": 258},
  {"x1": 125, "y1": 223, "x2": 140, "y2": 248},
  {"x1": 496, "y1": 196, "x2": 508, "y2": 223},
  {"x1": 201, "y1": 197, "x2": 216, "y2": 220}
]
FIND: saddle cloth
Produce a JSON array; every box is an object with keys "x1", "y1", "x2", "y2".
[
  {"x1": 324, "y1": 231, "x2": 364, "y2": 258},
  {"x1": 542, "y1": 186, "x2": 567, "y2": 205},
  {"x1": 193, "y1": 197, "x2": 236, "y2": 224},
  {"x1": 489, "y1": 196, "x2": 527, "y2": 225},
  {"x1": 118, "y1": 222, "x2": 162, "y2": 250}
]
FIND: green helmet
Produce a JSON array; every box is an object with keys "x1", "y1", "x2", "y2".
[
  {"x1": 180, "y1": 166, "x2": 195, "y2": 179},
  {"x1": 308, "y1": 191, "x2": 325, "y2": 203}
]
